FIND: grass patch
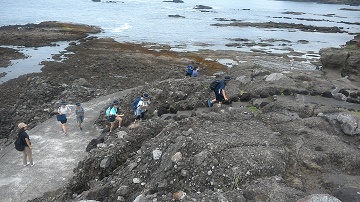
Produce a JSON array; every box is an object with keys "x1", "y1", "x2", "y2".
[
  {"x1": 230, "y1": 174, "x2": 241, "y2": 190},
  {"x1": 344, "y1": 44, "x2": 358, "y2": 51},
  {"x1": 252, "y1": 63, "x2": 263, "y2": 69},
  {"x1": 351, "y1": 111, "x2": 360, "y2": 117},
  {"x1": 248, "y1": 106, "x2": 259, "y2": 113},
  {"x1": 240, "y1": 90, "x2": 247, "y2": 95}
]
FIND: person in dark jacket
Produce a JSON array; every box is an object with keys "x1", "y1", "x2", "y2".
[
  {"x1": 208, "y1": 76, "x2": 231, "y2": 107},
  {"x1": 18, "y1": 123, "x2": 35, "y2": 167}
]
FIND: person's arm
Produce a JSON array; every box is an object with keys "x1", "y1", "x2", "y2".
[
  {"x1": 25, "y1": 137, "x2": 32, "y2": 149},
  {"x1": 139, "y1": 100, "x2": 145, "y2": 109},
  {"x1": 67, "y1": 106, "x2": 72, "y2": 114},
  {"x1": 116, "y1": 107, "x2": 124, "y2": 117},
  {"x1": 222, "y1": 89, "x2": 228, "y2": 100}
]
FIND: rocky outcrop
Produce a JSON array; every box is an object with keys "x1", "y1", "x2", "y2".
[
  {"x1": 319, "y1": 47, "x2": 360, "y2": 79},
  {"x1": 29, "y1": 77, "x2": 360, "y2": 201}
]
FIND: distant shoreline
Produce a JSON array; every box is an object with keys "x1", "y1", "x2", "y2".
[{"x1": 276, "y1": 0, "x2": 360, "y2": 6}]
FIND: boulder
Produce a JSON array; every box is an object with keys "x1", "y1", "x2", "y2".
[
  {"x1": 319, "y1": 47, "x2": 360, "y2": 79},
  {"x1": 319, "y1": 48, "x2": 348, "y2": 70},
  {"x1": 336, "y1": 113, "x2": 360, "y2": 136},
  {"x1": 263, "y1": 73, "x2": 289, "y2": 82}
]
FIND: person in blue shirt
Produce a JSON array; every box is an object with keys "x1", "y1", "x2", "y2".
[
  {"x1": 109, "y1": 100, "x2": 124, "y2": 132},
  {"x1": 74, "y1": 102, "x2": 85, "y2": 131},
  {"x1": 208, "y1": 76, "x2": 231, "y2": 107},
  {"x1": 184, "y1": 65, "x2": 193, "y2": 78},
  {"x1": 18, "y1": 123, "x2": 35, "y2": 167}
]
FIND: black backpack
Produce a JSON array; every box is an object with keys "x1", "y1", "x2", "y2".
[
  {"x1": 14, "y1": 135, "x2": 25, "y2": 151},
  {"x1": 209, "y1": 80, "x2": 221, "y2": 90}
]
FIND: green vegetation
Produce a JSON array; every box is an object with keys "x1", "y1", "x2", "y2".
[
  {"x1": 351, "y1": 111, "x2": 360, "y2": 117},
  {"x1": 231, "y1": 174, "x2": 241, "y2": 190},
  {"x1": 248, "y1": 106, "x2": 259, "y2": 113},
  {"x1": 252, "y1": 63, "x2": 263, "y2": 69},
  {"x1": 344, "y1": 44, "x2": 358, "y2": 51}
]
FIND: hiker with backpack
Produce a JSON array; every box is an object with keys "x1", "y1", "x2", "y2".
[
  {"x1": 17, "y1": 123, "x2": 35, "y2": 167},
  {"x1": 107, "y1": 100, "x2": 124, "y2": 132},
  {"x1": 133, "y1": 93, "x2": 151, "y2": 122},
  {"x1": 74, "y1": 102, "x2": 85, "y2": 131},
  {"x1": 208, "y1": 76, "x2": 232, "y2": 107},
  {"x1": 184, "y1": 65, "x2": 193, "y2": 79},
  {"x1": 57, "y1": 100, "x2": 72, "y2": 135}
]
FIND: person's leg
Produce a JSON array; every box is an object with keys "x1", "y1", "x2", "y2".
[
  {"x1": 28, "y1": 148, "x2": 33, "y2": 165},
  {"x1": 109, "y1": 115, "x2": 116, "y2": 132},
  {"x1": 22, "y1": 149, "x2": 28, "y2": 166},
  {"x1": 110, "y1": 122, "x2": 114, "y2": 132},
  {"x1": 78, "y1": 116, "x2": 83, "y2": 130},
  {"x1": 61, "y1": 119, "x2": 67, "y2": 134},
  {"x1": 116, "y1": 117, "x2": 122, "y2": 127},
  {"x1": 134, "y1": 109, "x2": 141, "y2": 122},
  {"x1": 140, "y1": 112, "x2": 145, "y2": 121},
  {"x1": 215, "y1": 93, "x2": 224, "y2": 107},
  {"x1": 62, "y1": 123, "x2": 67, "y2": 134}
]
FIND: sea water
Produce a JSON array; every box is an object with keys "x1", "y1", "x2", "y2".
[{"x1": 0, "y1": 0, "x2": 359, "y2": 83}]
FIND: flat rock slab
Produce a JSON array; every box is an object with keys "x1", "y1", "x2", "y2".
[{"x1": 296, "y1": 94, "x2": 360, "y2": 111}]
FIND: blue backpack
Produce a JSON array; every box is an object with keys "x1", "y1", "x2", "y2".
[
  {"x1": 131, "y1": 97, "x2": 141, "y2": 111},
  {"x1": 105, "y1": 106, "x2": 112, "y2": 116}
]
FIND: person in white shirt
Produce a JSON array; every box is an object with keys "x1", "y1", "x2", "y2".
[
  {"x1": 57, "y1": 101, "x2": 71, "y2": 135},
  {"x1": 134, "y1": 93, "x2": 151, "y2": 122}
]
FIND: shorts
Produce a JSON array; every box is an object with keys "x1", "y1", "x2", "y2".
[
  {"x1": 215, "y1": 92, "x2": 225, "y2": 102},
  {"x1": 77, "y1": 116, "x2": 84, "y2": 123},
  {"x1": 60, "y1": 119, "x2": 67, "y2": 124},
  {"x1": 109, "y1": 115, "x2": 116, "y2": 122}
]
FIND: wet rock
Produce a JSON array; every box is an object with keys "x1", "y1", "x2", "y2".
[
  {"x1": 240, "y1": 93, "x2": 252, "y2": 102},
  {"x1": 296, "y1": 194, "x2": 341, "y2": 202},
  {"x1": 322, "y1": 91, "x2": 333, "y2": 98},
  {"x1": 100, "y1": 157, "x2": 110, "y2": 168},
  {"x1": 332, "y1": 186, "x2": 360, "y2": 202},
  {"x1": 332, "y1": 93, "x2": 347, "y2": 101},
  {"x1": 194, "y1": 5, "x2": 213, "y2": 9}
]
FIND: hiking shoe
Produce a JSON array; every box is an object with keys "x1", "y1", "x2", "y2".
[{"x1": 207, "y1": 100, "x2": 213, "y2": 107}]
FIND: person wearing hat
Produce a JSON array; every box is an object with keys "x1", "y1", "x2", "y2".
[
  {"x1": 17, "y1": 123, "x2": 35, "y2": 167},
  {"x1": 208, "y1": 76, "x2": 231, "y2": 107},
  {"x1": 192, "y1": 65, "x2": 199, "y2": 77},
  {"x1": 134, "y1": 93, "x2": 151, "y2": 122},
  {"x1": 108, "y1": 100, "x2": 124, "y2": 132},
  {"x1": 57, "y1": 101, "x2": 72, "y2": 135},
  {"x1": 184, "y1": 65, "x2": 194, "y2": 79},
  {"x1": 74, "y1": 102, "x2": 85, "y2": 131}
]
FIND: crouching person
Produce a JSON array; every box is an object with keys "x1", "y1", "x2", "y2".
[{"x1": 134, "y1": 93, "x2": 151, "y2": 122}]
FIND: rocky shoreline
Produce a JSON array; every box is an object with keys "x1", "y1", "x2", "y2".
[{"x1": 1, "y1": 22, "x2": 360, "y2": 202}]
